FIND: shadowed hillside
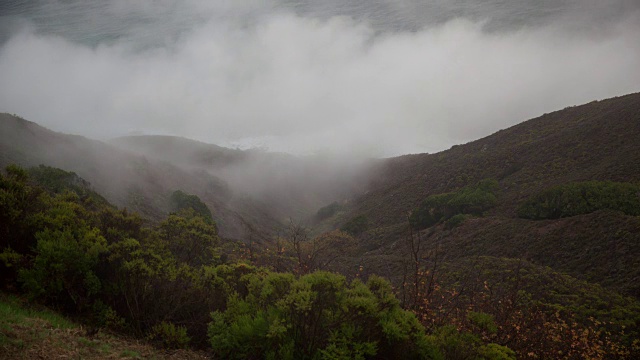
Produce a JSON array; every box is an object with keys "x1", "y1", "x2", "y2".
[{"x1": 325, "y1": 92, "x2": 640, "y2": 297}]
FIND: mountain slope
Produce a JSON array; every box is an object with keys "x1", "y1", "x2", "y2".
[
  {"x1": 0, "y1": 113, "x2": 282, "y2": 239},
  {"x1": 351, "y1": 93, "x2": 640, "y2": 227},
  {"x1": 330, "y1": 92, "x2": 640, "y2": 297}
]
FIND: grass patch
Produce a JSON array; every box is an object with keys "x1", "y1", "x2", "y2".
[
  {"x1": 0, "y1": 294, "x2": 75, "y2": 330},
  {"x1": 120, "y1": 349, "x2": 141, "y2": 358},
  {"x1": 0, "y1": 293, "x2": 210, "y2": 359}
]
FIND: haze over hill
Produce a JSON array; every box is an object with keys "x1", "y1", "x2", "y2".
[
  {"x1": 111, "y1": 135, "x2": 374, "y2": 220},
  {"x1": 1, "y1": 0, "x2": 639, "y2": 155},
  {"x1": 0, "y1": 113, "x2": 376, "y2": 240}
]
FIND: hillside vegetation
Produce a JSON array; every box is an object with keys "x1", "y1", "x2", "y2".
[
  {"x1": 328, "y1": 93, "x2": 640, "y2": 298},
  {"x1": 3, "y1": 163, "x2": 639, "y2": 358},
  {"x1": 2, "y1": 92, "x2": 640, "y2": 358}
]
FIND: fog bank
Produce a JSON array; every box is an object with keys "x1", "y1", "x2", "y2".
[{"x1": 1, "y1": 0, "x2": 639, "y2": 156}]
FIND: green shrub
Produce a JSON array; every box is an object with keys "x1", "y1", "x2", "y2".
[
  {"x1": 28, "y1": 165, "x2": 110, "y2": 208},
  {"x1": 467, "y1": 311, "x2": 497, "y2": 334},
  {"x1": 410, "y1": 179, "x2": 498, "y2": 230},
  {"x1": 158, "y1": 210, "x2": 220, "y2": 267},
  {"x1": 91, "y1": 301, "x2": 126, "y2": 330},
  {"x1": 169, "y1": 190, "x2": 213, "y2": 222},
  {"x1": 477, "y1": 344, "x2": 516, "y2": 360},
  {"x1": 148, "y1": 321, "x2": 191, "y2": 349},
  {"x1": 208, "y1": 271, "x2": 440, "y2": 359},
  {"x1": 341, "y1": 215, "x2": 368, "y2": 236},
  {"x1": 427, "y1": 325, "x2": 480, "y2": 360},
  {"x1": 17, "y1": 202, "x2": 107, "y2": 311},
  {"x1": 518, "y1": 181, "x2": 640, "y2": 220},
  {"x1": 445, "y1": 214, "x2": 469, "y2": 230}
]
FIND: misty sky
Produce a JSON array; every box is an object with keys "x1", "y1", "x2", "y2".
[{"x1": 1, "y1": 0, "x2": 639, "y2": 156}]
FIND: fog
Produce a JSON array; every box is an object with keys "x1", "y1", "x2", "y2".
[{"x1": 1, "y1": 0, "x2": 639, "y2": 156}]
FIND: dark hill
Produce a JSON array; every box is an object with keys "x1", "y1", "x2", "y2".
[
  {"x1": 330, "y1": 92, "x2": 640, "y2": 297},
  {"x1": 352, "y1": 93, "x2": 640, "y2": 227}
]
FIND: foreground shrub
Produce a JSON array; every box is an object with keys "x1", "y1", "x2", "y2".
[
  {"x1": 148, "y1": 321, "x2": 191, "y2": 349},
  {"x1": 208, "y1": 271, "x2": 441, "y2": 359}
]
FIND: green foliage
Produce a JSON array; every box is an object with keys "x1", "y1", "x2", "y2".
[
  {"x1": 0, "y1": 294, "x2": 75, "y2": 330},
  {"x1": 169, "y1": 190, "x2": 213, "y2": 222},
  {"x1": 16, "y1": 192, "x2": 108, "y2": 311},
  {"x1": 0, "y1": 165, "x2": 44, "y2": 256},
  {"x1": 426, "y1": 325, "x2": 514, "y2": 360},
  {"x1": 91, "y1": 300, "x2": 126, "y2": 330},
  {"x1": 518, "y1": 181, "x2": 640, "y2": 219},
  {"x1": 477, "y1": 344, "x2": 516, "y2": 360},
  {"x1": 427, "y1": 326, "x2": 480, "y2": 360},
  {"x1": 148, "y1": 321, "x2": 191, "y2": 349},
  {"x1": 316, "y1": 202, "x2": 341, "y2": 220},
  {"x1": 208, "y1": 272, "x2": 439, "y2": 359},
  {"x1": 159, "y1": 210, "x2": 220, "y2": 267},
  {"x1": 18, "y1": 226, "x2": 107, "y2": 309},
  {"x1": 341, "y1": 215, "x2": 368, "y2": 236},
  {"x1": 27, "y1": 165, "x2": 109, "y2": 208},
  {"x1": 410, "y1": 179, "x2": 498, "y2": 230},
  {"x1": 467, "y1": 312, "x2": 498, "y2": 334},
  {"x1": 445, "y1": 214, "x2": 469, "y2": 230}
]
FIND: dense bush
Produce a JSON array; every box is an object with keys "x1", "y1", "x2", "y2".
[
  {"x1": 410, "y1": 179, "x2": 498, "y2": 230},
  {"x1": 341, "y1": 215, "x2": 368, "y2": 236},
  {"x1": 148, "y1": 321, "x2": 191, "y2": 349},
  {"x1": 27, "y1": 165, "x2": 109, "y2": 206},
  {"x1": 444, "y1": 214, "x2": 469, "y2": 230},
  {"x1": 208, "y1": 271, "x2": 441, "y2": 359},
  {"x1": 518, "y1": 181, "x2": 640, "y2": 220},
  {"x1": 169, "y1": 190, "x2": 213, "y2": 222}
]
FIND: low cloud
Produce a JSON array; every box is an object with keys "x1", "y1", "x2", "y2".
[{"x1": 1, "y1": 1, "x2": 639, "y2": 156}]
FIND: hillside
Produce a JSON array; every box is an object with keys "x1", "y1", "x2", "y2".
[
  {"x1": 3, "y1": 92, "x2": 640, "y2": 358},
  {"x1": 0, "y1": 113, "x2": 282, "y2": 240},
  {"x1": 327, "y1": 92, "x2": 640, "y2": 297},
  {"x1": 111, "y1": 135, "x2": 374, "y2": 222}
]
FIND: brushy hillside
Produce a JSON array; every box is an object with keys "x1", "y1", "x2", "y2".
[
  {"x1": 2, "y1": 163, "x2": 639, "y2": 359},
  {"x1": 324, "y1": 93, "x2": 640, "y2": 298},
  {"x1": 3, "y1": 91, "x2": 640, "y2": 359},
  {"x1": 345, "y1": 92, "x2": 640, "y2": 226}
]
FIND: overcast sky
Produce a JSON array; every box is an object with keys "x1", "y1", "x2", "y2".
[{"x1": 1, "y1": 0, "x2": 639, "y2": 156}]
